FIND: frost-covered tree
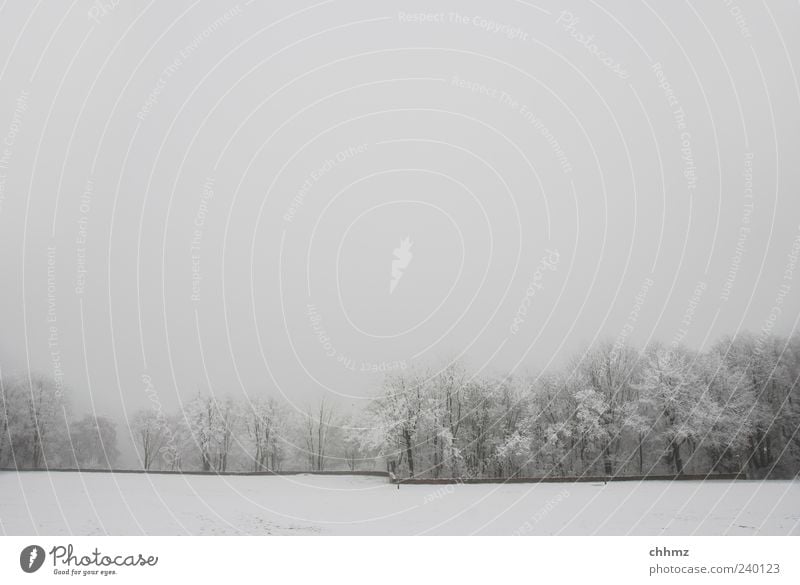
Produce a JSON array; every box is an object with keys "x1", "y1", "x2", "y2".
[
  {"x1": 131, "y1": 409, "x2": 170, "y2": 470},
  {"x1": 717, "y1": 333, "x2": 800, "y2": 477},
  {"x1": 637, "y1": 346, "x2": 715, "y2": 475},
  {"x1": 303, "y1": 398, "x2": 335, "y2": 472},
  {"x1": 160, "y1": 413, "x2": 189, "y2": 471},
  {"x1": 244, "y1": 396, "x2": 286, "y2": 472},
  {"x1": 363, "y1": 370, "x2": 429, "y2": 477},
  {"x1": 70, "y1": 415, "x2": 119, "y2": 469},
  {"x1": 0, "y1": 375, "x2": 28, "y2": 467},
  {"x1": 4, "y1": 375, "x2": 70, "y2": 468},
  {"x1": 214, "y1": 397, "x2": 240, "y2": 472},
  {"x1": 577, "y1": 343, "x2": 642, "y2": 475},
  {"x1": 339, "y1": 411, "x2": 377, "y2": 471},
  {"x1": 184, "y1": 393, "x2": 240, "y2": 472},
  {"x1": 692, "y1": 346, "x2": 751, "y2": 473}
]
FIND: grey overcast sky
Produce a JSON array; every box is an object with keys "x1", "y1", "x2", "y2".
[{"x1": 0, "y1": 0, "x2": 798, "y2": 423}]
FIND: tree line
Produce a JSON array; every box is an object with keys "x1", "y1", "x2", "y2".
[
  {"x1": 1, "y1": 331, "x2": 799, "y2": 479},
  {"x1": 0, "y1": 374, "x2": 118, "y2": 469},
  {"x1": 366, "y1": 332, "x2": 800, "y2": 479}
]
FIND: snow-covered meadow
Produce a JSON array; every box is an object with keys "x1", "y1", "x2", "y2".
[{"x1": 1, "y1": 472, "x2": 797, "y2": 536}]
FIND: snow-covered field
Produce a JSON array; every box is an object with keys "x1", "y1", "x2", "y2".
[{"x1": 0, "y1": 472, "x2": 797, "y2": 535}]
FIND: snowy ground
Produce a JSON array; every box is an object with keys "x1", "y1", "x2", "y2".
[{"x1": 0, "y1": 472, "x2": 797, "y2": 535}]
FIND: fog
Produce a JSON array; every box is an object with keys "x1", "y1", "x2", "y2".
[{"x1": 0, "y1": 1, "x2": 798, "y2": 467}]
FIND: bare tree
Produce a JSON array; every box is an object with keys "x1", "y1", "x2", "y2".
[
  {"x1": 246, "y1": 396, "x2": 285, "y2": 471},
  {"x1": 0, "y1": 374, "x2": 25, "y2": 467},
  {"x1": 131, "y1": 409, "x2": 169, "y2": 470},
  {"x1": 304, "y1": 398, "x2": 335, "y2": 471},
  {"x1": 161, "y1": 414, "x2": 188, "y2": 471},
  {"x1": 214, "y1": 397, "x2": 239, "y2": 472}
]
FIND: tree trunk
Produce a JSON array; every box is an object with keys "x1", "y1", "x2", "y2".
[
  {"x1": 0, "y1": 414, "x2": 7, "y2": 466},
  {"x1": 32, "y1": 431, "x2": 43, "y2": 468},
  {"x1": 671, "y1": 441, "x2": 684, "y2": 475},
  {"x1": 603, "y1": 442, "x2": 614, "y2": 476},
  {"x1": 403, "y1": 430, "x2": 415, "y2": 478},
  {"x1": 432, "y1": 432, "x2": 440, "y2": 478},
  {"x1": 638, "y1": 435, "x2": 644, "y2": 474}
]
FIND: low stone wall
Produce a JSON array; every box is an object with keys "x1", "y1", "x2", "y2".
[
  {"x1": 0, "y1": 467, "x2": 392, "y2": 478},
  {"x1": 1, "y1": 468, "x2": 747, "y2": 484},
  {"x1": 393, "y1": 473, "x2": 747, "y2": 485}
]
